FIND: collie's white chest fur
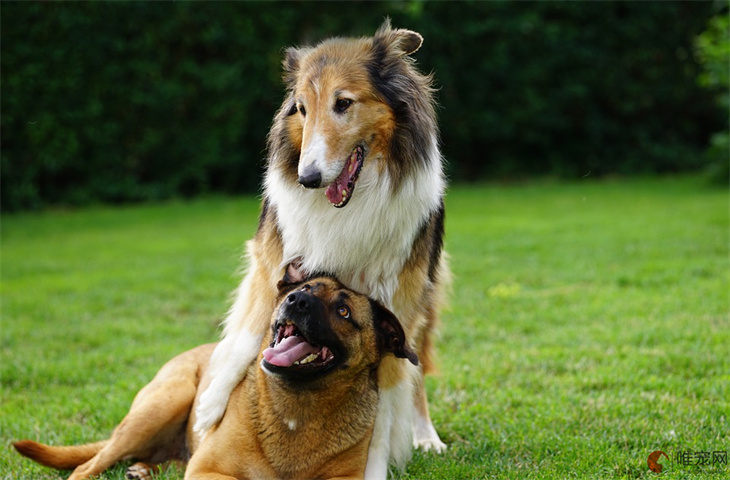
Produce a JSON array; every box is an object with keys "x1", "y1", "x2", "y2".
[{"x1": 265, "y1": 146, "x2": 444, "y2": 308}]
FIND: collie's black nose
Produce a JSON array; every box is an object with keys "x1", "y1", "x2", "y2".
[
  {"x1": 287, "y1": 290, "x2": 315, "y2": 313},
  {"x1": 298, "y1": 165, "x2": 321, "y2": 188}
]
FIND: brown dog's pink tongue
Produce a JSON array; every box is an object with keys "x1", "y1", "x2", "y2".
[{"x1": 263, "y1": 335, "x2": 318, "y2": 367}]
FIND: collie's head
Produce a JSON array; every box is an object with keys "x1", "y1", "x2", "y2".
[{"x1": 267, "y1": 20, "x2": 438, "y2": 208}]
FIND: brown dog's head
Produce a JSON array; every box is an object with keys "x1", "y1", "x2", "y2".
[{"x1": 261, "y1": 276, "x2": 417, "y2": 382}]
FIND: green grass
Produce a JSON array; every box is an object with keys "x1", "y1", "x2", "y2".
[{"x1": 1, "y1": 176, "x2": 728, "y2": 479}]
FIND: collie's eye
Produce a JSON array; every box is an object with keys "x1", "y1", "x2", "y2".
[
  {"x1": 287, "y1": 103, "x2": 297, "y2": 116},
  {"x1": 298, "y1": 104, "x2": 306, "y2": 116},
  {"x1": 337, "y1": 305, "x2": 350, "y2": 318},
  {"x1": 334, "y1": 98, "x2": 353, "y2": 114}
]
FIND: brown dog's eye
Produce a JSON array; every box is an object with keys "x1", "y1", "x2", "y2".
[
  {"x1": 298, "y1": 104, "x2": 306, "y2": 116},
  {"x1": 337, "y1": 305, "x2": 350, "y2": 318},
  {"x1": 334, "y1": 98, "x2": 353, "y2": 114}
]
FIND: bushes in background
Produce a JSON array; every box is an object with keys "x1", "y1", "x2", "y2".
[
  {"x1": 695, "y1": 11, "x2": 729, "y2": 184},
  {"x1": 1, "y1": 1, "x2": 725, "y2": 210}
]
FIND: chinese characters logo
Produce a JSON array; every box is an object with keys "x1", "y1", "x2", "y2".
[{"x1": 675, "y1": 449, "x2": 727, "y2": 467}]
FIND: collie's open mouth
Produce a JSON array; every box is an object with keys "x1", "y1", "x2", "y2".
[
  {"x1": 262, "y1": 321, "x2": 335, "y2": 371},
  {"x1": 325, "y1": 145, "x2": 364, "y2": 208}
]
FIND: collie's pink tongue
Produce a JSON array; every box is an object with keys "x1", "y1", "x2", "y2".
[
  {"x1": 325, "y1": 168, "x2": 352, "y2": 205},
  {"x1": 263, "y1": 335, "x2": 318, "y2": 367},
  {"x1": 325, "y1": 178, "x2": 347, "y2": 205},
  {"x1": 325, "y1": 148, "x2": 360, "y2": 207}
]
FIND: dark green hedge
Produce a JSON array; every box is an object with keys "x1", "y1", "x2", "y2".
[{"x1": 1, "y1": 2, "x2": 725, "y2": 210}]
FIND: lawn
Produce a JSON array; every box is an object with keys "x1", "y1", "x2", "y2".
[{"x1": 1, "y1": 176, "x2": 728, "y2": 479}]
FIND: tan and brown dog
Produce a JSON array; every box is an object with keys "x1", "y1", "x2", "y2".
[{"x1": 14, "y1": 277, "x2": 417, "y2": 480}]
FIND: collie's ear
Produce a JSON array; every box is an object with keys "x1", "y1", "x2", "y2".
[
  {"x1": 397, "y1": 30, "x2": 423, "y2": 56},
  {"x1": 374, "y1": 18, "x2": 423, "y2": 56},
  {"x1": 283, "y1": 47, "x2": 302, "y2": 74},
  {"x1": 370, "y1": 300, "x2": 419, "y2": 366},
  {"x1": 282, "y1": 47, "x2": 309, "y2": 87}
]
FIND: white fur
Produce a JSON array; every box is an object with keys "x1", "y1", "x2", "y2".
[
  {"x1": 298, "y1": 130, "x2": 344, "y2": 186},
  {"x1": 364, "y1": 366, "x2": 418, "y2": 480},
  {"x1": 286, "y1": 418, "x2": 297, "y2": 431},
  {"x1": 193, "y1": 328, "x2": 262, "y2": 434},
  {"x1": 412, "y1": 411, "x2": 447, "y2": 453},
  {"x1": 266, "y1": 134, "x2": 444, "y2": 309}
]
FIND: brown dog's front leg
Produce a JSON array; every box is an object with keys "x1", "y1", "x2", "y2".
[
  {"x1": 125, "y1": 460, "x2": 185, "y2": 479},
  {"x1": 125, "y1": 462, "x2": 155, "y2": 480}
]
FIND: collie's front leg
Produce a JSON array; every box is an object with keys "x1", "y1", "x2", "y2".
[
  {"x1": 193, "y1": 327, "x2": 263, "y2": 434},
  {"x1": 364, "y1": 359, "x2": 418, "y2": 480},
  {"x1": 193, "y1": 257, "x2": 278, "y2": 434},
  {"x1": 412, "y1": 375, "x2": 446, "y2": 452}
]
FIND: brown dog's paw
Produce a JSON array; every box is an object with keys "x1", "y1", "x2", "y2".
[{"x1": 126, "y1": 462, "x2": 154, "y2": 480}]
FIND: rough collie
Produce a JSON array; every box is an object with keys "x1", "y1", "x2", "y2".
[{"x1": 194, "y1": 20, "x2": 447, "y2": 479}]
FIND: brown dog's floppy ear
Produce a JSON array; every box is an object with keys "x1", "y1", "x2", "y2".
[
  {"x1": 276, "y1": 278, "x2": 299, "y2": 296},
  {"x1": 370, "y1": 300, "x2": 418, "y2": 366}
]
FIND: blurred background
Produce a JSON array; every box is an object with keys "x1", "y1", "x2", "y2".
[{"x1": 1, "y1": 1, "x2": 727, "y2": 211}]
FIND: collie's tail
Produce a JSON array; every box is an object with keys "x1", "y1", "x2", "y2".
[{"x1": 13, "y1": 439, "x2": 107, "y2": 470}]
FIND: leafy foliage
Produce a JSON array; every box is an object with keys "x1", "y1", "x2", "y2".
[
  {"x1": 1, "y1": 2, "x2": 724, "y2": 210},
  {"x1": 694, "y1": 11, "x2": 730, "y2": 184}
]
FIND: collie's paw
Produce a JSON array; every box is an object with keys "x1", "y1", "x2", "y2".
[
  {"x1": 126, "y1": 463, "x2": 153, "y2": 480},
  {"x1": 412, "y1": 415, "x2": 447, "y2": 453},
  {"x1": 414, "y1": 436, "x2": 447, "y2": 453}
]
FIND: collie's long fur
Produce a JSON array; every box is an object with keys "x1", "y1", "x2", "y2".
[{"x1": 195, "y1": 20, "x2": 448, "y2": 479}]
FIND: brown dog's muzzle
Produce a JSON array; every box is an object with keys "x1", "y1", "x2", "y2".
[{"x1": 262, "y1": 287, "x2": 345, "y2": 380}]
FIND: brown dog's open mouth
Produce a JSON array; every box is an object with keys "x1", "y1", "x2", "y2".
[
  {"x1": 263, "y1": 321, "x2": 335, "y2": 371},
  {"x1": 325, "y1": 145, "x2": 364, "y2": 208}
]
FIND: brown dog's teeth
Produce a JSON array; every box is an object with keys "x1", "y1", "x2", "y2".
[
  {"x1": 298, "y1": 353, "x2": 318, "y2": 365},
  {"x1": 319, "y1": 347, "x2": 331, "y2": 361}
]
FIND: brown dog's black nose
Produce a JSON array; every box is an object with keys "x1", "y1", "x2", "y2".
[
  {"x1": 287, "y1": 290, "x2": 315, "y2": 313},
  {"x1": 298, "y1": 165, "x2": 321, "y2": 188}
]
